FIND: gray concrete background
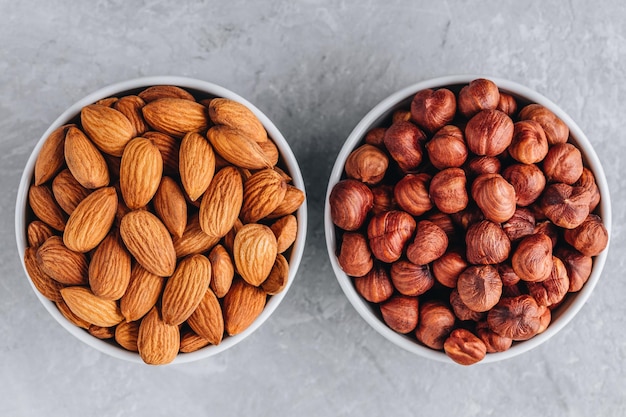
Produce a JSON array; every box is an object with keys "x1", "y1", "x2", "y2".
[{"x1": 1, "y1": 0, "x2": 625, "y2": 415}]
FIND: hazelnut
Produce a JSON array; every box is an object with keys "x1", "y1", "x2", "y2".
[
  {"x1": 390, "y1": 259, "x2": 434, "y2": 296},
  {"x1": 364, "y1": 127, "x2": 386, "y2": 148},
  {"x1": 450, "y1": 289, "x2": 486, "y2": 321},
  {"x1": 458, "y1": 78, "x2": 500, "y2": 118},
  {"x1": 502, "y1": 163, "x2": 546, "y2": 207},
  {"x1": 465, "y1": 220, "x2": 511, "y2": 265},
  {"x1": 574, "y1": 167, "x2": 601, "y2": 213},
  {"x1": 425, "y1": 125, "x2": 468, "y2": 170},
  {"x1": 415, "y1": 300, "x2": 456, "y2": 350},
  {"x1": 540, "y1": 183, "x2": 590, "y2": 229},
  {"x1": 527, "y1": 256, "x2": 569, "y2": 307},
  {"x1": 467, "y1": 156, "x2": 501, "y2": 177},
  {"x1": 542, "y1": 143, "x2": 584, "y2": 184},
  {"x1": 457, "y1": 265, "x2": 503, "y2": 312},
  {"x1": 367, "y1": 210, "x2": 416, "y2": 263},
  {"x1": 555, "y1": 246, "x2": 592, "y2": 292},
  {"x1": 410, "y1": 88, "x2": 457, "y2": 133},
  {"x1": 476, "y1": 320, "x2": 513, "y2": 353},
  {"x1": 465, "y1": 109, "x2": 514, "y2": 156},
  {"x1": 371, "y1": 184, "x2": 397, "y2": 215},
  {"x1": 344, "y1": 144, "x2": 389, "y2": 185},
  {"x1": 487, "y1": 295, "x2": 542, "y2": 340},
  {"x1": 337, "y1": 232, "x2": 374, "y2": 277},
  {"x1": 432, "y1": 248, "x2": 468, "y2": 288},
  {"x1": 353, "y1": 263, "x2": 394, "y2": 303},
  {"x1": 496, "y1": 92, "x2": 518, "y2": 117},
  {"x1": 392, "y1": 109, "x2": 412, "y2": 124},
  {"x1": 502, "y1": 207, "x2": 536, "y2": 242},
  {"x1": 406, "y1": 220, "x2": 449, "y2": 265},
  {"x1": 563, "y1": 214, "x2": 609, "y2": 256},
  {"x1": 427, "y1": 212, "x2": 456, "y2": 239},
  {"x1": 533, "y1": 220, "x2": 559, "y2": 249},
  {"x1": 443, "y1": 328, "x2": 487, "y2": 365},
  {"x1": 379, "y1": 295, "x2": 419, "y2": 334},
  {"x1": 537, "y1": 305, "x2": 551, "y2": 334},
  {"x1": 508, "y1": 120, "x2": 549, "y2": 164},
  {"x1": 451, "y1": 205, "x2": 484, "y2": 231},
  {"x1": 383, "y1": 121, "x2": 426, "y2": 172},
  {"x1": 511, "y1": 233, "x2": 553, "y2": 282},
  {"x1": 471, "y1": 173, "x2": 516, "y2": 223},
  {"x1": 519, "y1": 103, "x2": 569, "y2": 145},
  {"x1": 429, "y1": 168, "x2": 469, "y2": 214},
  {"x1": 501, "y1": 283, "x2": 523, "y2": 298},
  {"x1": 329, "y1": 179, "x2": 373, "y2": 231},
  {"x1": 393, "y1": 173, "x2": 433, "y2": 216},
  {"x1": 497, "y1": 262, "x2": 521, "y2": 286}
]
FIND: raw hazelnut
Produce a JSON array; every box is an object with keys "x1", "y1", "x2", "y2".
[
  {"x1": 353, "y1": 263, "x2": 394, "y2": 303},
  {"x1": 508, "y1": 120, "x2": 549, "y2": 164},
  {"x1": 542, "y1": 143, "x2": 584, "y2": 184},
  {"x1": 487, "y1": 295, "x2": 542, "y2": 340},
  {"x1": 501, "y1": 283, "x2": 523, "y2": 298},
  {"x1": 574, "y1": 167, "x2": 601, "y2": 212},
  {"x1": 415, "y1": 300, "x2": 456, "y2": 350},
  {"x1": 519, "y1": 104, "x2": 569, "y2": 145},
  {"x1": 496, "y1": 92, "x2": 518, "y2": 117},
  {"x1": 471, "y1": 173, "x2": 516, "y2": 223},
  {"x1": 429, "y1": 168, "x2": 469, "y2": 214},
  {"x1": 511, "y1": 233, "x2": 553, "y2": 282},
  {"x1": 406, "y1": 220, "x2": 448, "y2": 265},
  {"x1": 540, "y1": 183, "x2": 590, "y2": 229},
  {"x1": 392, "y1": 109, "x2": 412, "y2": 124},
  {"x1": 337, "y1": 232, "x2": 373, "y2": 277},
  {"x1": 344, "y1": 144, "x2": 389, "y2": 185},
  {"x1": 467, "y1": 156, "x2": 501, "y2": 177},
  {"x1": 371, "y1": 184, "x2": 397, "y2": 215},
  {"x1": 458, "y1": 78, "x2": 500, "y2": 118},
  {"x1": 390, "y1": 260, "x2": 434, "y2": 296},
  {"x1": 457, "y1": 265, "x2": 503, "y2": 312},
  {"x1": 533, "y1": 220, "x2": 559, "y2": 249},
  {"x1": 427, "y1": 212, "x2": 456, "y2": 239},
  {"x1": 465, "y1": 220, "x2": 511, "y2": 265},
  {"x1": 383, "y1": 121, "x2": 426, "y2": 172},
  {"x1": 410, "y1": 88, "x2": 457, "y2": 133},
  {"x1": 465, "y1": 109, "x2": 514, "y2": 156},
  {"x1": 527, "y1": 256, "x2": 569, "y2": 307},
  {"x1": 329, "y1": 179, "x2": 373, "y2": 231},
  {"x1": 555, "y1": 246, "x2": 592, "y2": 292},
  {"x1": 380, "y1": 295, "x2": 419, "y2": 334},
  {"x1": 443, "y1": 328, "x2": 487, "y2": 365},
  {"x1": 432, "y1": 248, "x2": 468, "y2": 288},
  {"x1": 497, "y1": 262, "x2": 521, "y2": 286},
  {"x1": 476, "y1": 320, "x2": 513, "y2": 353},
  {"x1": 537, "y1": 305, "x2": 551, "y2": 334},
  {"x1": 426, "y1": 125, "x2": 468, "y2": 170},
  {"x1": 502, "y1": 207, "x2": 535, "y2": 242},
  {"x1": 563, "y1": 214, "x2": 609, "y2": 256},
  {"x1": 451, "y1": 205, "x2": 484, "y2": 231},
  {"x1": 393, "y1": 173, "x2": 433, "y2": 216},
  {"x1": 364, "y1": 127, "x2": 386, "y2": 148},
  {"x1": 502, "y1": 163, "x2": 546, "y2": 206},
  {"x1": 367, "y1": 210, "x2": 416, "y2": 263},
  {"x1": 450, "y1": 289, "x2": 486, "y2": 321}
]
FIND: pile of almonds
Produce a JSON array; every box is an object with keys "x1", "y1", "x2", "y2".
[
  {"x1": 329, "y1": 78, "x2": 608, "y2": 365},
  {"x1": 24, "y1": 85, "x2": 304, "y2": 365}
]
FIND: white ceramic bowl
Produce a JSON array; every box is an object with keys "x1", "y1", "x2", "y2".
[
  {"x1": 16, "y1": 76, "x2": 307, "y2": 364},
  {"x1": 325, "y1": 75, "x2": 611, "y2": 364}
]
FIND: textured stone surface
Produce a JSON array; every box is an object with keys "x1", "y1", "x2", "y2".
[{"x1": 1, "y1": 0, "x2": 625, "y2": 415}]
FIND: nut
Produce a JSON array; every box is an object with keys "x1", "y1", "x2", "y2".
[
  {"x1": 383, "y1": 121, "x2": 426, "y2": 172},
  {"x1": 380, "y1": 295, "x2": 419, "y2": 334},
  {"x1": 465, "y1": 220, "x2": 511, "y2": 265},
  {"x1": 427, "y1": 212, "x2": 456, "y2": 239},
  {"x1": 371, "y1": 184, "x2": 397, "y2": 215},
  {"x1": 466, "y1": 156, "x2": 502, "y2": 177},
  {"x1": 511, "y1": 233, "x2": 553, "y2": 282},
  {"x1": 406, "y1": 220, "x2": 448, "y2": 265},
  {"x1": 476, "y1": 320, "x2": 512, "y2": 353},
  {"x1": 329, "y1": 179, "x2": 374, "y2": 231},
  {"x1": 458, "y1": 78, "x2": 500, "y2": 118},
  {"x1": 415, "y1": 300, "x2": 456, "y2": 350},
  {"x1": 443, "y1": 328, "x2": 487, "y2": 365},
  {"x1": 574, "y1": 167, "x2": 601, "y2": 212},
  {"x1": 410, "y1": 88, "x2": 457, "y2": 133},
  {"x1": 526, "y1": 256, "x2": 569, "y2": 307},
  {"x1": 519, "y1": 103, "x2": 569, "y2": 145},
  {"x1": 502, "y1": 207, "x2": 536, "y2": 242},
  {"x1": 364, "y1": 127, "x2": 386, "y2": 148},
  {"x1": 496, "y1": 92, "x2": 518, "y2": 116},
  {"x1": 337, "y1": 232, "x2": 374, "y2": 277},
  {"x1": 465, "y1": 109, "x2": 514, "y2": 156},
  {"x1": 471, "y1": 173, "x2": 516, "y2": 223},
  {"x1": 563, "y1": 214, "x2": 609, "y2": 256},
  {"x1": 555, "y1": 246, "x2": 592, "y2": 292},
  {"x1": 367, "y1": 210, "x2": 416, "y2": 263},
  {"x1": 429, "y1": 168, "x2": 469, "y2": 214},
  {"x1": 508, "y1": 120, "x2": 549, "y2": 164},
  {"x1": 487, "y1": 295, "x2": 542, "y2": 341},
  {"x1": 425, "y1": 125, "x2": 468, "y2": 170},
  {"x1": 497, "y1": 262, "x2": 521, "y2": 287},
  {"x1": 457, "y1": 265, "x2": 503, "y2": 312},
  {"x1": 390, "y1": 259, "x2": 434, "y2": 296},
  {"x1": 432, "y1": 248, "x2": 468, "y2": 288},
  {"x1": 393, "y1": 173, "x2": 433, "y2": 216},
  {"x1": 344, "y1": 144, "x2": 389, "y2": 185},
  {"x1": 502, "y1": 163, "x2": 546, "y2": 207},
  {"x1": 353, "y1": 263, "x2": 394, "y2": 303},
  {"x1": 540, "y1": 183, "x2": 590, "y2": 229},
  {"x1": 542, "y1": 143, "x2": 584, "y2": 184},
  {"x1": 451, "y1": 205, "x2": 484, "y2": 231},
  {"x1": 449, "y1": 289, "x2": 485, "y2": 321}
]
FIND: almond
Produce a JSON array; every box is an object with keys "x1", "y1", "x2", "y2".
[
  {"x1": 89, "y1": 324, "x2": 115, "y2": 340},
  {"x1": 233, "y1": 223, "x2": 277, "y2": 286},
  {"x1": 259, "y1": 139, "x2": 279, "y2": 166},
  {"x1": 207, "y1": 125, "x2": 273, "y2": 169},
  {"x1": 34, "y1": 124, "x2": 72, "y2": 186},
  {"x1": 80, "y1": 104, "x2": 135, "y2": 157},
  {"x1": 36, "y1": 236, "x2": 88, "y2": 285},
  {"x1": 173, "y1": 214, "x2": 220, "y2": 258},
  {"x1": 223, "y1": 278, "x2": 266, "y2": 336},
  {"x1": 198, "y1": 166, "x2": 243, "y2": 239},
  {"x1": 56, "y1": 299, "x2": 90, "y2": 329},
  {"x1": 120, "y1": 264, "x2": 166, "y2": 322},
  {"x1": 270, "y1": 214, "x2": 298, "y2": 253},
  {"x1": 115, "y1": 320, "x2": 139, "y2": 352},
  {"x1": 89, "y1": 231, "x2": 132, "y2": 300},
  {"x1": 24, "y1": 246, "x2": 63, "y2": 302},
  {"x1": 28, "y1": 184, "x2": 67, "y2": 231},
  {"x1": 187, "y1": 288, "x2": 224, "y2": 345},
  {"x1": 142, "y1": 98, "x2": 209, "y2": 137},
  {"x1": 161, "y1": 254, "x2": 212, "y2": 325},
  {"x1": 179, "y1": 132, "x2": 216, "y2": 201},
  {"x1": 119, "y1": 137, "x2": 163, "y2": 209},
  {"x1": 262, "y1": 253, "x2": 289, "y2": 295},
  {"x1": 63, "y1": 187, "x2": 118, "y2": 253},
  {"x1": 208, "y1": 244, "x2": 234, "y2": 298},
  {"x1": 60, "y1": 286, "x2": 124, "y2": 327},
  {"x1": 153, "y1": 176, "x2": 187, "y2": 238},
  {"x1": 52, "y1": 169, "x2": 92, "y2": 215},
  {"x1": 27, "y1": 220, "x2": 55, "y2": 248},
  {"x1": 179, "y1": 329, "x2": 211, "y2": 353},
  {"x1": 113, "y1": 95, "x2": 148, "y2": 136},
  {"x1": 137, "y1": 306, "x2": 180, "y2": 365},
  {"x1": 138, "y1": 85, "x2": 195, "y2": 102},
  {"x1": 208, "y1": 98, "x2": 267, "y2": 143},
  {"x1": 223, "y1": 218, "x2": 243, "y2": 254},
  {"x1": 267, "y1": 185, "x2": 306, "y2": 219},
  {"x1": 95, "y1": 97, "x2": 118, "y2": 107},
  {"x1": 241, "y1": 168, "x2": 287, "y2": 223},
  {"x1": 120, "y1": 210, "x2": 176, "y2": 277},
  {"x1": 143, "y1": 131, "x2": 179, "y2": 176},
  {"x1": 64, "y1": 126, "x2": 110, "y2": 189}
]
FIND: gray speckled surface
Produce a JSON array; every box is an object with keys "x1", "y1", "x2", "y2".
[{"x1": 1, "y1": 0, "x2": 625, "y2": 415}]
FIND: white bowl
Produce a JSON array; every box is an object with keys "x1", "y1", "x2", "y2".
[
  {"x1": 15, "y1": 76, "x2": 307, "y2": 364},
  {"x1": 325, "y1": 75, "x2": 611, "y2": 364}
]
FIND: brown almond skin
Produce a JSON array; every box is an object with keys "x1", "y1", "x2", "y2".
[
  {"x1": 120, "y1": 264, "x2": 166, "y2": 322},
  {"x1": 209, "y1": 98, "x2": 268, "y2": 143},
  {"x1": 208, "y1": 244, "x2": 234, "y2": 298},
  {"x1": 138, "y1": 85, "x2": 195, "y2": 102},
  {"x1": 81, "y1": 104, "x2": 135, "y2": 157},
  {"x1": 119, "y1": 137, "x2": 163, "y2": 210},
  {"x1": 187, "y1": 288, "x2": 224, "y2": 345},
  {"x1": 223, "y1": 279, "x2": 267, "y2": 336},
  {"x1": 64, "y1": 126, "x2": 111, "y2": 189},
  {"x1": 142, "y1": 98, "x2": 209, "y2": 137},
  {"x1": 206, "y1": 124, "x2": 273, "y2": 169},
  {"x1": 153, "y1": 176, "x2": 188, "y2": 238},
  {"x1": 56, "y1": 299, "x2": 91, "y2": 329},
  {"x1": 179, "y1": 132, "x2": 216, "y2": 201},
  {"x1": 241, "y1": 169, "x2": 287, "y2": 223},
  {"x1": 179, "y1": 330, "x2": 211, "y2": 353},
  {"x1": 27, "y1": 221, "x2": 55, "y2": 248},
  {"x1": 233, "y1": 224, "x2": 278, "y2": 286},
  {"x1": 28, "y1": 185, "x2": 67, "y2": 231},
  {"x1": 199, "y1": 166, "x2": 243, "y2": 239},
  {"x1": 115, "y1": 320, "x2": 140, "y2": 352},
  {"x1": 270, "y1": 215, "x2": 298, "y2": 254},
  {"x1": 24, "y1": 247, "x2": 64, "y2": 302},
  {"x1": 60, "y1": 286, "x2": 124, "y2": 327},
  {"x1": 173, "y1": 214, "x2": 221, "y2": 258},
  {"x1": 267, "y1": 185, "x2": 305, "y2": 219},
  {"x1": 89, "y1": 231, "x2": 132, "y2": 300},
  {"x1": 113, "y1": 95, "x2": 149, "y2": 136},
  {"x1": 137, "y1": 306, "x2": 180, "y2": 365},
  {"x1": 52, "y1": 169, "x2": 92, "y2": 215},
  {"x1": 144, "y1": 131, "x2": 179, "y2": 176},
  {"x1": 36, "y1": 236, "x2": 88, "y2": 285},
  {"x1": 261, "y1": 253, "x2": 290, "y2": 295},
  {"x1": 34, "y1": 124, "x2": 72, "y2": 186}
]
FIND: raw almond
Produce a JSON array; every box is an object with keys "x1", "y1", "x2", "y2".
[
  {"x1": 119, "y1": 137, "x2": 163, "y2": 209},
  {"x1": 153, "y1": 176, "x2": 187, "y2": 238},
  {"x1": 208, "y1": 244, "x2": 234, "y2": 298},
  {"x1": 120, "y1": 210, "x2": 176, "y2": 277},
  {"x1": 179, "y1": 132, "x2": 216, "y2": 201},
  {"x1": 207, "y1": 125, "x2": 273, "y2": 169},
  {"x1": 24, "y1": 246, "x2": 63, "y2": 302},
  {"x1": 137, "y1": 306, "x2": 180, "y2": 365},
  {"x1": 36, "y1": 236, "x2": 88, "y2": 285},
  {"x1": 240, "y1": 168, "x2": 287, "y2": 223},
  {"x1": 208, "y1": 98, "x2": 267, "y2": 143},
  {"x1": 120, "y1": 264, "x2": 166, "y2": 322},
  {"x1": 270, "y1": 214, "x2": 298, "y2": 253},
  {"x1": 198, "y1": 166, "x2": 243, "y2": 239},
  {"x1": 173, "y1": 214, "x2": 221, "y2": 258},
  {"x1": 63, "y1": 187, "x2": 118, "y2": 253},
  {"x1": 113, "y1": 95, "x2": 148, "y2": 136},
  {"x1": 267, "y1": 185, "x2": 306, "y2": 219},
  {"x1": 233, "y1": 223, "x2": 278, "y2": 286},
  {"x1": 89, "y1": 325, "x2": 115, "y2": 340},
  {"x1": 138, "y1": 85, "x2": 195, "y2": 102},
  {"x1": 115, "y1": 320, "x2": 139, "y2": 352},
  {"x1": 96, "y1": 97, "x2": 118, "y2": 107},
  {"x1": 179, "y1": 329, "x2": 211, "y2": 353},
  {"x1": 56, "y1": 299, "x2": 90, "y2": 329},
  {"x1": 34, "y1": 124, "x2": 72, "y2": 186},
  {"x1": 52, "y1": 169, "x2": 92, "y2": 215},
  {"x1": 161, "y1": 254, "x2": 212, "y2": 326},
  {"x1": 142, "y1": 98, "x2": 209, "y2": 137},
  {"x1": 64, "y1": 126, "x2": 110, "y2": 189},
  {"x1": 80, "y1": 104, "x2": 134, "y2": 157},
  {"x1": 27, "y1": 220, "x2": 55, "y2": 248},
  {"x1": 143, "y1": 131, "x2": 179, "y2": 176},
  {"x1": 259, "y1": 140, "x2": 279, "y2": 166},
  {"x1": 89, "y1": 231, "x2": 132, "y2": 300},
  {"x1": 60, "y1": 286, "x2": 124, "y2": 327},
  {"x1": 187, "y1": 288, "x2": 224, "y2": 345},
  {"x1": 223, "y1": 218, "x2": 244, "y2": 254},
  {"x1": 262, "y1": 253, "x2": 289, "y2": 295},
  {"x1": 28, "y1": 185, "x2": 67, "y2": 231},
  {"x1": 223, "y1": 278, "x2": 266, "y2": 336}
]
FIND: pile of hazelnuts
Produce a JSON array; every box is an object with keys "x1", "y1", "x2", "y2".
[{"x1": 329, "y1": 78, "x2": 608, "y2": 365}]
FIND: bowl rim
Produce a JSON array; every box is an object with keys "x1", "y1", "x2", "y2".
[
  {"x1": 324, "y1": 74, "x2": 612, "y2": 364},
  {"x1": 15, "y1": 75, "x2": 308, "y2": 364}
]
